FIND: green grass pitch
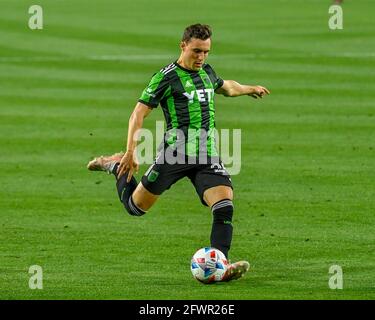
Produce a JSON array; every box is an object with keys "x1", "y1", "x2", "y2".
[{"x1": 1, "y1": 0, "x2": 374, "y2": 299}]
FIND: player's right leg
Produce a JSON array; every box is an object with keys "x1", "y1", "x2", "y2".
[
  {"x1": 87, "y1": 153, "x2": 158, "y2": 215},
  {"x1": 113, "y1": 162, "x2": 159, "y2": 215}
]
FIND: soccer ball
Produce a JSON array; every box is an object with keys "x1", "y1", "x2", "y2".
[{"x1": 190, "y1": 247, "x2": 229, "y2": 284}]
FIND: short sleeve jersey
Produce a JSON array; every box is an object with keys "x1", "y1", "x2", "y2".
[{"x1": 138, "y1": 61, "x2": 224, "y2": 157}]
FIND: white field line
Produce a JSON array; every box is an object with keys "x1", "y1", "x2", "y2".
[{"x1": 0, "y1": 52, "x2": 374, "y2": 63}]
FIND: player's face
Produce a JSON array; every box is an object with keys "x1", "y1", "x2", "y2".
[{"x1": 180, "y1": 38, "x2": 211, "y2": 71}]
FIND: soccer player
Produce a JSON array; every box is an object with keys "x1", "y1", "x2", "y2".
[{"x1": 88, "y1": 24, "x2": 270, "y2": 282}]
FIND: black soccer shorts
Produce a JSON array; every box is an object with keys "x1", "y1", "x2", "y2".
[{"x1": 141, "y1": 159, "x2": 233, "y2": 206}]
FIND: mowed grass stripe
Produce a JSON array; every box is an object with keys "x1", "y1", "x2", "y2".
[{"x1": 2, "y1": 61, "x2": 374, "y2": 89}]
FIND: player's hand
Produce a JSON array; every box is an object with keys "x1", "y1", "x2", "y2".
[
  {"x1": 117, "y1": 150, "x2": 139, "y2": 182},
  {"x1": 248, "y1": 85, "x2": 270, "y2": 99}
]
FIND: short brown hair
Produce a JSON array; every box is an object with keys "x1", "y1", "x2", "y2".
[{"x1": 182, "y1": 24, "x2": 212, "y2": 43}]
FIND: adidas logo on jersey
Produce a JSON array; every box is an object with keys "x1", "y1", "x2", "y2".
[{"x1": 185, "y1": 80, "x2": 193, "y2": 88}]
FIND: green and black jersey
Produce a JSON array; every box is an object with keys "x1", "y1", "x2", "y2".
[{"x1": 139, "y1": 61, "x2": 224, "y2": 158}]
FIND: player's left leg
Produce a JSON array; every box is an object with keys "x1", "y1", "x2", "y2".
[
  {"x1": 189, "y1": 161, "x2": 234, "y2": 258},
  {"x1": 204, "y1": 186, "x2": 250, "y2": 281},
  {"x1": 203, "y1": 185, "x2": 233, "y2": 259},
  {"x1": 190, "y1": 163, "x2": 250, "y2": 281}
]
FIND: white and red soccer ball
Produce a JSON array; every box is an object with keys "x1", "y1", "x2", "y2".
[{"x1": 190, "y1": 247, "x2": 229, "y2": 283}]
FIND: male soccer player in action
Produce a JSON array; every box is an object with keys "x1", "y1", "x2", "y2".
[{"x1": 88, "y1": 24, "x2": 270, "y2": 281}]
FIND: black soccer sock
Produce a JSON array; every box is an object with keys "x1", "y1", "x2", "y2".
[
  {"x1": 112, "y1": 163, "x2": 145, "y2": 216},
  {"x1": 210, "y1": 199, "x2": 233, "y2": 259}
]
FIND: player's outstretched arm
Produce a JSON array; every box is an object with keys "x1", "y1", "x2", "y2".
[
  {"x1": 117, "y1": 102, "x2": 153, "y2": 181},
  {"x1": 216, "y1": 80, "x2": 270, "y2": 99}
]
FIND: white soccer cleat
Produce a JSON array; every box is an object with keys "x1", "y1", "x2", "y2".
[
  {"x1": 87, "y1": 152, "x2": 124, "y2": 174},
  {"x1": 221, "y1": 261, "x2": 250, "y2": 282}
]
